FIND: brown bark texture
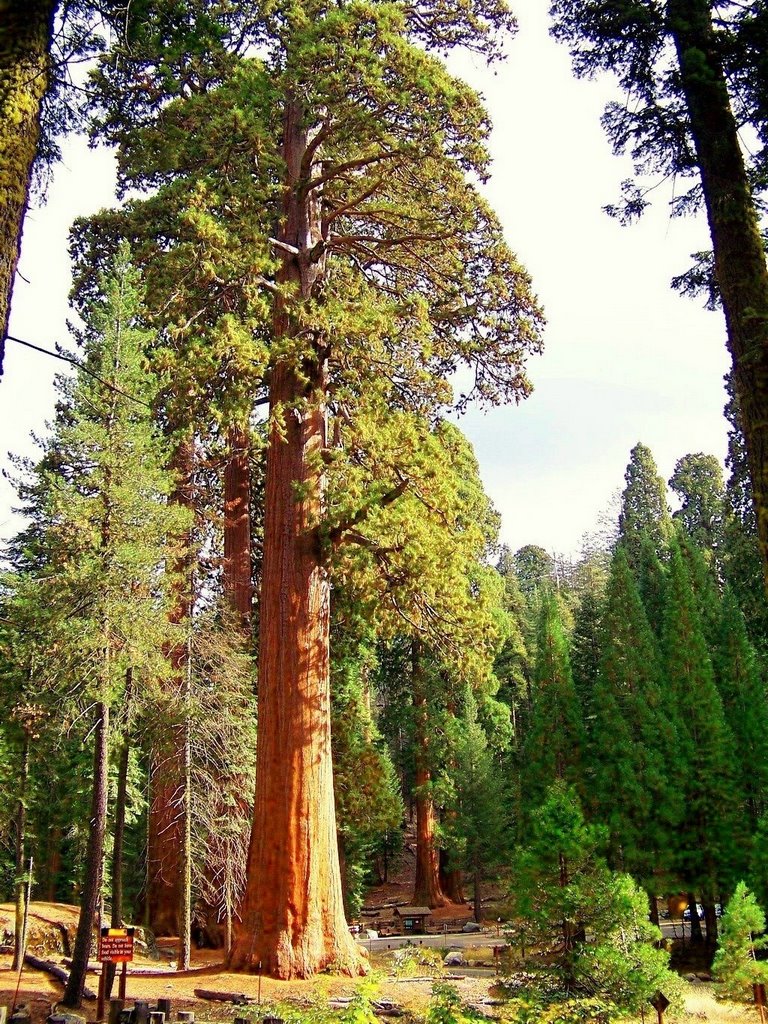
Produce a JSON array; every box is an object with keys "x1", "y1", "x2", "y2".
[
  {"x1": 411, "y1": 642, "x2": 449, "y2": 909},
  {"x1": 668, "y1": 0, "x2": 768, "y2": 586},
  {"x1": 147, "y1": 438, "x2": 194, "y2": 936},
  {"x1": 224, "y1": 425, "x2": 253, "y2": 633},
  {"x1": 63, "y1": 702, "x2": 110, "y2": 1008},
  {"x1": 228, "y1": 97, "x2": 362, "y2": 979},
  {"x1": 0, "y1": 0, "x2": 55, "y2": 375}
]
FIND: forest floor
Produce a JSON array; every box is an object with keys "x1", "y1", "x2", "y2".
[
  {"x1": 0, "y1": 903, "x2": 758, "y2": 1024},
  {"x1": 0, "y1": 839, "x2": 756, "y2": 1024}
]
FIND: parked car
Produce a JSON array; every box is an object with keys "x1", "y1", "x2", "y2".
[
  {"x1": 683, "y1": 903, "x2": 704, "y2": 920},
  {"x1": 462, "y1": 920, "x2": 482, "y2": 933}
]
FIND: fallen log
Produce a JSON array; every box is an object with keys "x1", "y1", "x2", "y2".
[
  {"x1": 328, "y1": 1000, "x2": 402, "y2": 1017},
  {"x1": 24, "y1": 953, "x2": 97, "y2": 1000},
  {"x1": 193, "y1": 990, "x2": 256, "y2": 1005}
]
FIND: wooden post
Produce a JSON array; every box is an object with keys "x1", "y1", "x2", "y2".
[
  {"x1": 119, "y1": 962, "x2": 127, "y2": 1002},
  {"x1": 650, "y1": 991, "x2": 670, "y2": 1024},
  {"x1": 97, "y1": 968, "x2": 107, "y2": 1022},
  {"x1": 157, "y1": 999, "x2": 171, "y2": 1019},
  {"x1": 108, "y1": 998, "x2": 124, "y2": 1024},
  {"x1": 134, "y1": 1000, "x2": 150, "y2": 1024}
]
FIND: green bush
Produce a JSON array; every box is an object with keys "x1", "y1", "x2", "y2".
[{"x1": 713, "y1": 881, "x2": 768, "y2": 1000}]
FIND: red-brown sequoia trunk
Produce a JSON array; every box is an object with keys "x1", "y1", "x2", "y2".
[
  {"x1": 439, "y1": 847, "x2": 465, "y2": 904},
  {"x1": 412, "y1": 641, "x2": 449, "y2": 909},
  {"x1": 228, "y1": 96, "x2": 362, "y2": 979},
  {"x1": 146, "y1": 437, "x2": 194, "y2": 936},
  {"x1": 224, "y1": 425, "x2": 253, "y2": 633},
  {"x1": 669, "y1": 0, "x2": 768, "y2": 585}
]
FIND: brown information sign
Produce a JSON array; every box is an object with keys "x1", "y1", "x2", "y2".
[{"x1": 98, "y1": 927, "x2": 135, "y2": 963}]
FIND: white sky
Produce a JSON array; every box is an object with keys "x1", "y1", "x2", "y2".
[{"x1": 0, "y1": 0, "x2": 731, "y2": 557}]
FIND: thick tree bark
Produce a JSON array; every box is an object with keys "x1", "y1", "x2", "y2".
[
  {"x1": 228, "y1": 95, "x2": 362, "y2": 979},
  {"x1": 224, "y1": 424, "x2": 253, "y2": 634},
  {"x1": 0, "y1": 0, "x2": 56, "y2": 376},
  {"x1": 412, "y1": 641, "x2": 449, "y2": 909},
  {"x1": 147, "y1": 438, "x2": 194, "y2": 937},
  {"x1": 668, "y1": 0, "x2": 768, "y2": 586},
  {"x1": 62, "y1": 702, "x2": 109, "y2": 1008}
]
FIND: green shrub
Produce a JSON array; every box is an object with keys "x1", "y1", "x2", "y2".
[{"x1": 713, "y1": 881, "x2": 768, "y2": 1000}]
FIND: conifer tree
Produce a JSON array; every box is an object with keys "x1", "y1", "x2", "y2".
[
  {"x1": 712, "y1": 881, "x2": 768, "y2": 1000},
  {"x1": 669, "y1": 453, "x2": 726, "y2": 563},
  {"x1": 618, "y1": 443, "x2": 672, "y2": 568},
  {"x1": 443, "y1": 688, "x2": 509, "y2": 921},
  {"x1": 632, "y1": 533, "x2": 669, "y2": 641},
  {"x1": 589, "y1": 547, "x2": 680, "y2": 887},
  {"x1": 81, "y1": 0, "x2": 543, "y2": 977},
  {"x1": 4, "y1": 244, "x2": 187, "y2": 1006},
  {"x1": 663, "y1": 541, "x2": 744, "y2": 928},
  {"x1": 713, "y1": 588, "x2": 768, "y2": 830},
  {"x1": 569, "y1": 585, "x2": 602, "y2": 735},
  {"x1": 520, "y1": 591, "x2": 584, "y2": 815}
]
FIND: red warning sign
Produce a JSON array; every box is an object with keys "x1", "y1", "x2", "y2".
[{"x1": 98, "y1": 927, "x2": 135, "y2": 963}]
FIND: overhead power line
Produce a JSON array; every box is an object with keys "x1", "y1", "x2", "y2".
[{"x1": 3, "y1": 334, "x2": 152, "y2": 409}]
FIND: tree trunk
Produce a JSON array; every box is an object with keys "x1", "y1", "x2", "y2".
[
  {"x1": 147, "y1": 437, "x2": 194, "y2": 936},
  {"x1": 412, "y1": 641, "x2": 449, "y2": 909},
  {"x1": 687, "y1": 891, "x2": 704, "y2": 944},
  {"x1": 45, "y1": 825, "x2": 61, "y2": 902},
  {"x1": 12, "y1": 731, "x2": 30, "y2": 972},
  {"x1": 62, "y1": 702, "x2": 109, "y2": 1008},
  {"x1": 668, "y1": 0, "x2": 768, "y2": 586},
  {"x1": 703, "y1": 900, "x2": 718, "y2": 946},
  {"x1": 439, "y1": 850, "x2": 465, "y2": 904},
  {"x1": 472, "y1": 856, "x2": 481, "y2": 924},
  {"x1": 228, "y1": 95, "x2": 362, "y2": 979},
  {"x1": 178, "y1": 652, "x2": 192, "y2": 971},
  {"x1": 105, "y1": 722, "x2": 130, "y2": 999},
  {"x1": 648, "y1": 891, "x2": 660, "y2": 929},
  {"x1": 224, "y1": 424, "x2": 253, "y2": 634},
  {"x1": 0, "y1": 0, "x2": 56, "y2": 376}
]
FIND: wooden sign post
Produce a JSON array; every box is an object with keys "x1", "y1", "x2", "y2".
[
  {"x1": 97, "y1": 927, "x2": 135, "y2": 1019},
  {"x1": 650, "y1": 990, "x2": 670, "y2": 1024}
]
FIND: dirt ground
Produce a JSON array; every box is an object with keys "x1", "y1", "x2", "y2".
[
  {"x1": 0, "y1": 946, "x2": 761, "y2": 1024},
  {"x1": 0, "y1": 902, "x2": 760, "y2": 1024}
]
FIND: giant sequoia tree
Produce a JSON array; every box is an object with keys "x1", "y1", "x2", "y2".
[
  {"x1": 550, "y1": 0, "x2": 768, "y2": 584},
  {"x1": 81, "y1": 0, "x2": 542, "y2": 979}
]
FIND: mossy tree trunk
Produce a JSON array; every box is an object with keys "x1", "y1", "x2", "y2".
[
  {"x1": 0, "y1": 0, "x2": 56, "y2": 375},
  {"x1": 668, "y1": 0, "x2": 768, "y2": 587}
]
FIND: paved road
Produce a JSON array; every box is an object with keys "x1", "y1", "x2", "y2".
[
  {"x1": 358, "y1": 919, "x2": 706, "y2": 953},
  {"x1": 358, "y1": 930, "x2": 505, "y2": 952}
]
